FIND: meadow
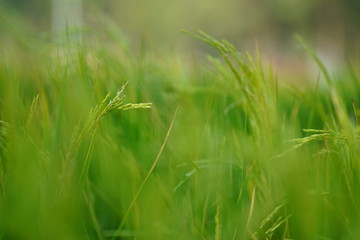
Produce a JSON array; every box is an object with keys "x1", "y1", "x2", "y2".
[{"x1": 1, "y1": 12, "x2": 360, "y2": 240}]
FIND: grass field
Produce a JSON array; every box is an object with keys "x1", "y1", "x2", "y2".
[{"x1": 1, "y1": 13, "x2": 360, "y2": 240}]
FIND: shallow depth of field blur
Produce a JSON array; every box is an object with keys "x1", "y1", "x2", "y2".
[{"x1": 1, "y1": 1, "x2": 360, "y2": 239}]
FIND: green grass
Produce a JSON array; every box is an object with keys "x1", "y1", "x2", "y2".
[{"x1": 1, "y1": 14, "x2": 360, "y2": 240}]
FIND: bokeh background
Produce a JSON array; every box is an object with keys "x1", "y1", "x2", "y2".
[
  {"x1": 2, "y1": 0, "x2": 360, "y2": 52},
  {"x1": 2, "y1": 0, "x2": 360, "y2": 82}
]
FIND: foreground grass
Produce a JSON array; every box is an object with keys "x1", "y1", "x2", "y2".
[{"x1": 1, "y1": 16, "x2": 360, "y2": 240}]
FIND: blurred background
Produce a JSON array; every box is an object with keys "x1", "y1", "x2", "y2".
[{"x1": 1, "y1": 0, "x2": 360, "y2": 81}]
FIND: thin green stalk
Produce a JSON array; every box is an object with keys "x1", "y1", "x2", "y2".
[
  {"x1": 84, "y1": 191, "x2": 104, "y2": 240},
  {"x1": 79, "y1": 124, "x2": 99, "y2": 189},
  {"x1": 111, "y1": 106, "x2": 178, "y2": 239}
]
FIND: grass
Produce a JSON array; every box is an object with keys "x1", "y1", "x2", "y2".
[{"x1": 1, "y1": 13, "x2": 360, "y2": 240}]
